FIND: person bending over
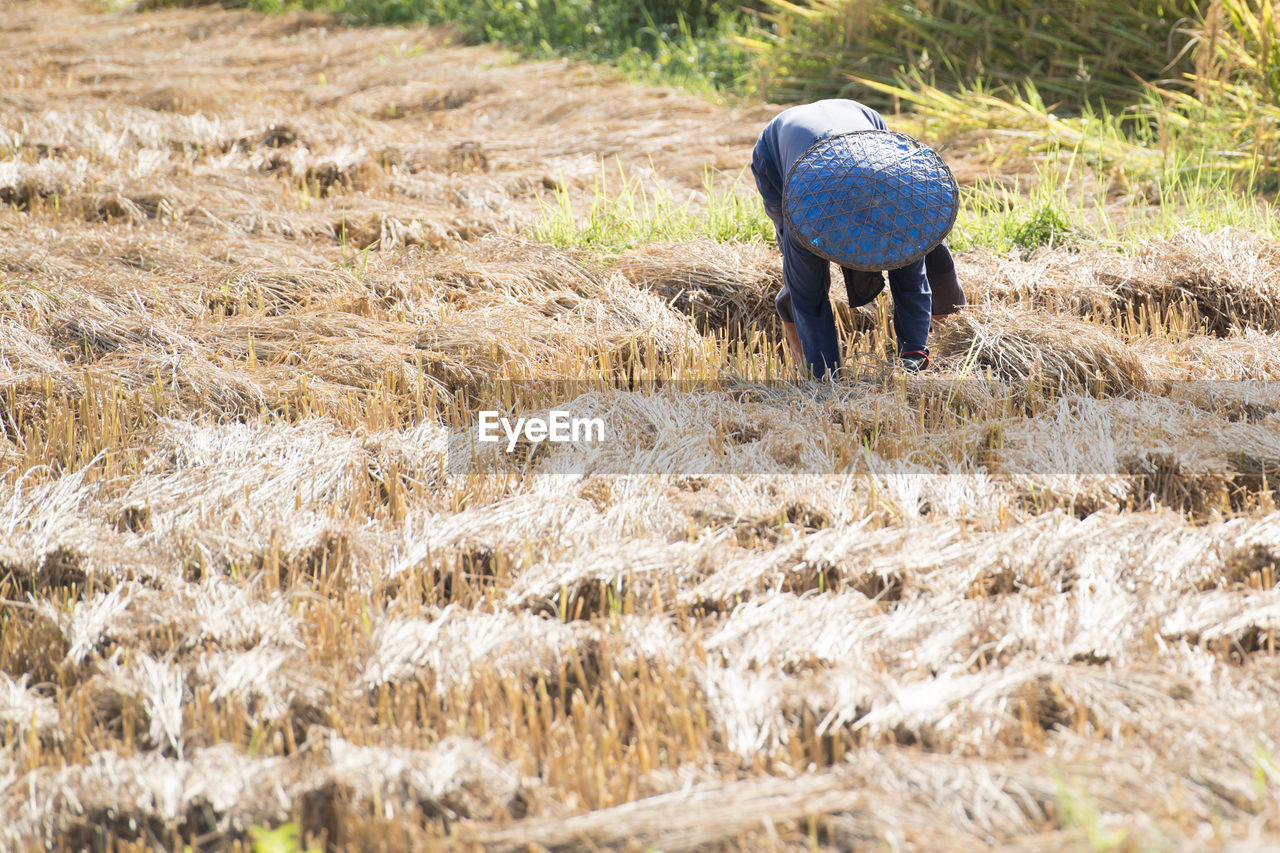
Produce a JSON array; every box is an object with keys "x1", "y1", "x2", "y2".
[{"x1": 751, "y1": 99, "x2": 965, "y2": 377}]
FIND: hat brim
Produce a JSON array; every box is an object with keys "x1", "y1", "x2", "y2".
[{"x1": 782, "y1": 130, "x2": 959, "y2": 272}]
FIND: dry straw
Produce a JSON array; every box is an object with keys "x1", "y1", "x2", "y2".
[{"x1": 3, "y1": 2, "x2": 1280, "y2": 850}]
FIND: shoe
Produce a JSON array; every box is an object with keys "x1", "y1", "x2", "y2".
[{"x1": 900, "y1": 351, "x2": 930, "y2": 372}]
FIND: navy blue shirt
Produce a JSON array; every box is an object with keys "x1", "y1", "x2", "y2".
[{"x1": 751, "y1": 99, "x2": 887, "y2": 234}]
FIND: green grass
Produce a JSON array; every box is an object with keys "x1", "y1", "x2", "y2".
[
  {"x1": 247, "y1": 823, "x2": 320, "y2": 853},
  {"x1": 534, "y1": 163, "x2": 774, "y2": 251},
  {"x1": 238, "y1": 0, "x2": 759, "y2": 95},
  {"x1": 538, "y1": 142, "x2": 1280, "y2": 259},
  {"x1": 950, "y1": 126, "x2": 1280, "y2": 255},
  {"x1": 1054, "y1": 780, "x2": 1132, "y2": 851},
  {"x1": 951, "y1": 180, "x2": 1279, "y2": 256}
]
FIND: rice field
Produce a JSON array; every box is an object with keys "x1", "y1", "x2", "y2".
[{"x1": 3, "y1": 2, "x2": 1280, "y2": 850}]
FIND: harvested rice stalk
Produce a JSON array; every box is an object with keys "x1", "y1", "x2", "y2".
[{"x1": 932, "y1": 305, "x2": 1150, "y2": 391}]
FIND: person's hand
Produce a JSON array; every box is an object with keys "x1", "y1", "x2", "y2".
[{"x1": 900, "y1": 351, "x2": 930, "y2": 372}]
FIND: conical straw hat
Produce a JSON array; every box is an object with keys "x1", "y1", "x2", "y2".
[{"x1": 783, "y1": 130, "x2": 959, "y2": 271}]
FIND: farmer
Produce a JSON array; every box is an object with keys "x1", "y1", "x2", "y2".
[{"x1": 751, "y1": 99, "x2": 965, "y2": 377}]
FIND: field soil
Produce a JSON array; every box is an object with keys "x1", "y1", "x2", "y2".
[{"x1": 3, "y1": 1, "x2": 1280, "y2": 850}]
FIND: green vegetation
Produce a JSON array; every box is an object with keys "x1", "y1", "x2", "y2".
[
  {"x1": 963, "y1": 199, "x2": 1080, "y2": 255},
  {"x1": 535, "y1": 143, "x2": 1280, "y2": 256},
  {"x1": 534, "y1": 164, "x2": 774, "y2": 251},
  {"x1": 947, "y1": 131, "x2": 1280, "y2": 254},
  {"x1": 248, "y1": 823, "x2": 320, "y2": 853},
  {"x1": 1054, "y1": 781, "x2": 1132, "y2": 851},
  {"x1": 243, "y1": 0, "x2": 758, "y2": 92},
  {"x1": 226, "y1": 0, "x2": 1278, "y2": 127},
  {"x1": 213, "y1": 0, "x2": 1280, "y2": 248},
  {"x1": 745, "y1": 0, "x2": 1200, "y2": 108}
]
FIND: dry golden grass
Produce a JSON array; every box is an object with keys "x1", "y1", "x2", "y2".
[{"x1": 3, "y1": 2, "x2": 1280, "y2": 851}]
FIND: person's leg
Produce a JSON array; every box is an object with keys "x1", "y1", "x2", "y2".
[
  {"x1": 925, "y1": 244, "x2": 965, "y2": 316},
  {"x1": 774, "y1": 289, "x2": 803, "y2": 361},
  {"x1": 886, "y1": 257, "x2": 932, "y2": 360},
  {"x1": 780, "y1": 230, "x2": 839, "y2": 377}
]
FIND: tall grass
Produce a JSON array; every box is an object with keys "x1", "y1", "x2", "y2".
[
  {"x1": 742, "y1": 0, "x2": 1202, "y2": 110},
  {"x1": 1190, "y1": 0, "x2": 1280, "y2": 107},
  {"x1": 748, "y1": 0, "x2": 1280, "y2": 189},
  {"x1": 861, "y1": 62, "x2": 1279, "y2": 191}
]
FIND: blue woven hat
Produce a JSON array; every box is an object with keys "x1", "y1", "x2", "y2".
[{"x1": 783, "y1": 130, "x2": 959, "y2": 271}]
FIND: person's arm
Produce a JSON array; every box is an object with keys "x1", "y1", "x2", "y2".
[{"x1": 751, "y1": 139, "x2": 785, "y2": 241}]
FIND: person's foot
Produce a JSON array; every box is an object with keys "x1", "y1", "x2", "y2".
[{"x1": 900, "y1": 351, "x2": 930, "y2": 372}]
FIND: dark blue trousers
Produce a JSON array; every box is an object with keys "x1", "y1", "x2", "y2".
[{"x1": 776, "y1": 225, "x2": 932, "y2": 378}]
